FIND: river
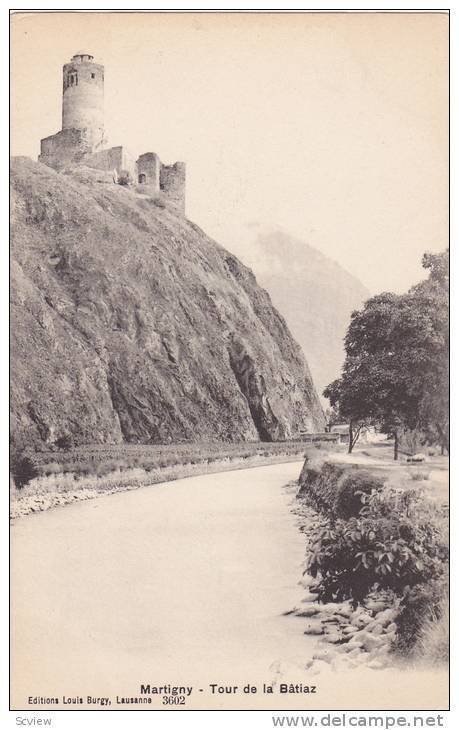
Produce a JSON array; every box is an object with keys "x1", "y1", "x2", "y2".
[{"x1": 11, "y1": 460, "x2": 447, "y2": 710}]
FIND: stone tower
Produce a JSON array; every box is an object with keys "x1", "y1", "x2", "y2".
[
  {"x1": 39, "y1": 51, "x2": 186, "y2": 213},
  {"x1": 137, "y1": 152, "x2": 161, "y2": 188},
  {"x1": 62, "y1": 52, "x2": 105, "y2": 148}
]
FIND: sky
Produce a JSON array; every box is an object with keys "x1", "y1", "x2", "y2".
[{"x1": 10, "y1": 11, "x2": 449, "y2": 294}]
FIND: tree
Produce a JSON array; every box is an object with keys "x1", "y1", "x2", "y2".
[
  {"x1": 323, "y1": 250, "x2": 449, "y2": 458},
  {"x1": 324, "y1": 291, "x2": 410, "y2": 456},
  {"x1": 324, "y1": 376, "x2": 375, "y2": 454},
  {"x1": 407, "y1": 252, "x2": 449, "y2": 452},
  {"x1": 323, "y1": 405, "x2": 343, "y2": 432},
  {"x1": 11, "y1": 451, "x2": 40, "y2": 489}
]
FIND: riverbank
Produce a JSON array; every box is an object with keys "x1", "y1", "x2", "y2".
[
  {"x1": 10, "y1": 441, "x2": 337, "y2": 520},
  {"x1": 289, "y1": 493, "x2": 402, "y2": 674},
  {"x1": 11, "y1": 459, "x2": 448, "y2": 709},
  {"x1": 290, "y1": 444, "x2": 449, "y2": 674}
]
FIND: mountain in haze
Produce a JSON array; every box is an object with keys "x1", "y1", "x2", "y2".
[
  {"x1": 10, "y1": 158, "x2": 325, "y2": 450},
  {"x1": 237, "y1": 228, "x2": 370, "y2": 401}
]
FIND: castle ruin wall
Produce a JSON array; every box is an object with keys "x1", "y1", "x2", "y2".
[
  {"x1": 160, "y1": 162, "x2": 186, "y2": 212},
  {"x1": 38, "y1": 128, "x2": 93, "y2": 170},
  {"x1": 136, "y1": 152, "x2": 161, "y2": 192},
  {"x1": 85, "y1": 146, "x2": 136, "y2": 180},
  {"x1": 38, "y1": 52, "x2": 187, "y2": 213}
]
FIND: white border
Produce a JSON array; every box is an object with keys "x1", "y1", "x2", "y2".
[{"x1": 2, "y1": 5, "x2": 455, "y2": 730}]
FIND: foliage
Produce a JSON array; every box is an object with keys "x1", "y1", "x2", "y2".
[
  {"x1": 11, "y1": 451, "x2": 40, "y2": 489},
  {"x1": 336, "y1": 471, "x2": 385, "y2": 519},
  {"x1": 410, "y1": 592, "x2": 449, "y2": 664},
  {"x1": 117, "y1": 171, "x2": 132, "y2": 186},
  {"x1": 410, "y1": 252, "x2": 449, "y2": 452},
  {"x1": 409, "y1": 470, "x2": 430, "y2": 481},
  {"x1": 54, "y1": 434, "x2": 72, "y2": 451},
  {"x1": 323, "y1": 250, "x2": 449, "y2": 456},
  {"x1": 307, "y1": 486, "x2": 448, "y2": 606},
  {"x1": 396, "y1": 580, "x2": 448, "y2": 656},
  {"x1": 298, "y1": 461, "x2": 384, "y2": 519},
  {"x1": 324, "y1": 406, "x2": 343, "y2": 429},
  {"x1": 421, "y1": 251, "x2": 448, "y2": 284},
  {"x1": 25, "y1": 440, "x2": 332, "y2": 481},
  {"x1": 43, "y1": 462, "x2": 61, "y2": 476}
]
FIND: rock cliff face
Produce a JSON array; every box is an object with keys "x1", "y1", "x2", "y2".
[{"x1": 10, "y1": 158, "x2": 324, "y2": 448}]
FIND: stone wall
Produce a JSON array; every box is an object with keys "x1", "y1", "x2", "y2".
[
  {"x1": 38, "y1": 129, "x2": 92, "y2": 171},
  {"x1": 85, "y1": 146, "x2": 136, "y2": 180},
  {"x1": 39, "y1": 137, "x2": 136, "y2": 181},
  {"x1": 137, "y1": 152, "x2": 161, "y2": 192},
  {"x1": 39, "y1": 133, "x2": 185, "y2": 208},
  {"x1": 160, "y1": 161, "x2": 186, "y2": 212}
]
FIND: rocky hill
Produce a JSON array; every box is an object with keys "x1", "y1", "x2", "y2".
[
  {"x1": 10, "y1": 158, "x2": 324, "y2": 449},
  {"x1": 237, "y1": 228, "x2": 370, "y2": 401}
]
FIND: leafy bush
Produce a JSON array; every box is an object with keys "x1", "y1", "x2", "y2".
[
  {"x1": 95, "y1": 459, "x2": 128, "y2": 477},
  {"x1": 43, "y1": 462, "x2": 61, "y2": 477},
  {"x1": 23, "y1": 441, "x2": 332, "y2": 486},
  {"x1": 409, "y1": 470, "x2": 430, "y2": 481},
  {"x1": 11, "y1": 451, "x2": 40, "y2": 489},
  {"x1": 308, "y1": 487, "x2": 448, "y2": 605},
  {"x1": 336, "y1": 471, "x2": 385, "y2": 518},
  {"x1": 54, "y1": 434, "x2": 72, "y2": 451},
  {"x1": 74, "y1": 462, "x2": 93, "y2": 477},
  {"x1": 117, "y1": 171, "x2": 132, "y2": 186},
  {"x1": 298, "y1": 461, "x2": 384, "y2": 518}
]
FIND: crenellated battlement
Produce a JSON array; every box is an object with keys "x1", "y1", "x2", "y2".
[{"x1": 38, "y1": 52, "x2": 187, "y2": 214}]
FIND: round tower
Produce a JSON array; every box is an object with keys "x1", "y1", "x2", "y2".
[{"x1": 62, "y1": 52, "x2": 104, "y2": 148}]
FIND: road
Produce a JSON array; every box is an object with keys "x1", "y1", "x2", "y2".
[{"x1": 11, "y1": 460, "x2": 448, "y2": 710}]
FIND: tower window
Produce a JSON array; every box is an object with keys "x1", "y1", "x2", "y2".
[
  {"x1": 138, "y1": 173, "x2": 146, "y2": 184},
  {"x1": 91, "y1": 73, "x2": 95, "y2": 79},
  {"x1": 67, "y1": 72, "x2": 78, "y2": 87}
]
